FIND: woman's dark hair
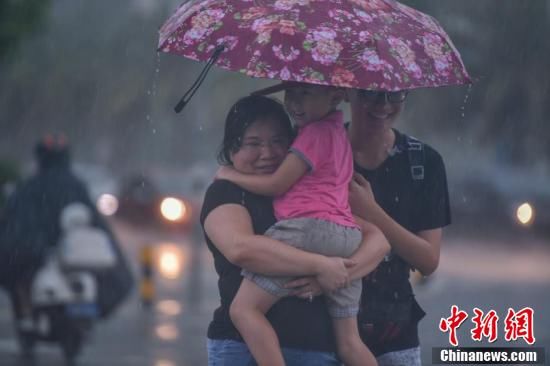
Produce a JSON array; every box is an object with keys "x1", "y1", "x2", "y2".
[{"x1": 217, "y1": 95, "x2": 293, "y2": 165}]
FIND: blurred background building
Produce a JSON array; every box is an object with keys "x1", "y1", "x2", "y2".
[{"x1": 1, "y1": 0, "x2": 550, "y2": 231}]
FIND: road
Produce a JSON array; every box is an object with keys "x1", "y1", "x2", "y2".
[{"x1": 1, "y1": 220, "x2": 548, "y2": 365}]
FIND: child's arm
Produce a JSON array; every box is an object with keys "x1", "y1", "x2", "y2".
[{"x1": 217, "y1": 153, "x2": 308, "y2": 196}]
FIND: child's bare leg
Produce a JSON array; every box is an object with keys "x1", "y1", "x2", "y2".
[
  {"x1": 230, "y1": 278, "x2": 284, "y2": 366},
  {"x1": 333, "y1": 317, "x2": 377, "y2": 366}
]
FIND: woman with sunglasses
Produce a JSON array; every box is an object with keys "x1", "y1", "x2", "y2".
[{"x1": 345, "y1": 89, "x2": 451, "y2": 365}]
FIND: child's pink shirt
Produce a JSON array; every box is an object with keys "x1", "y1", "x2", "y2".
[{"x1": 274, "y1": 111, "x2": 358, "y2": 228}]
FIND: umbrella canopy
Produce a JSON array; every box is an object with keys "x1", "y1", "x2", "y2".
[{"x1": 159, "y1": 0, "x2": 471, "y2": 92}]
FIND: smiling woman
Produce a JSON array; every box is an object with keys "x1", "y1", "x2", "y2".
[
  {"x1": 202, "y1": 95, "x2": 343, "y2": 365},
  {"x1": 201, "y1": 95, "x2": 390, "y2": 365},
  {"x1": 216, "y1": 96, "x2": 294, "y2": 169},
  {"x1": 346, "y1": 88, "x2": 451, "y2": 365}
]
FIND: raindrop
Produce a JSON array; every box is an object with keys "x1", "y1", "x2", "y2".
[
  {"x1": 152, "y1": 129, "x2": 157, "y2": 134},
  {"x1": 459, "y1": 84, "x2": 472, "y2": 120},
  {"x1": 145, "y1": 52, "x2": 162, "y2": 123},
  {"x1": 457, "y1": 136, "x2": 462, "y2": 142},
  {"x1": 199, "y1": 125, "x2": 203, "y2": 131}
]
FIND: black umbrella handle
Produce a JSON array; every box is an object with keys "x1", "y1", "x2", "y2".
[{"x1": 174, "y1": 45, "x2": 225, "y2": 113}]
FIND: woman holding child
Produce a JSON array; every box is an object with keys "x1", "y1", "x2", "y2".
[
  {"x1": 201, "y1": 94, "x2": 389, "y2": 365},
  {"x1": 201, "y1": 83, "x2": 450, "y2": 366}
]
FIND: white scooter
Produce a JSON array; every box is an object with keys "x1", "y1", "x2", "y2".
[{"x1": 22, "y1": 202, "x2": 116, "y2": 364}]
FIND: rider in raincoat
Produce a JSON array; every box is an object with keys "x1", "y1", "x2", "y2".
[{"x1": 0, "y1": 135, "x2": 133, "y2": 330}]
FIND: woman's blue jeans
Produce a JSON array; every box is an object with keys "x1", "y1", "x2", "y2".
[{"x1": 207, "y1": 338, "x2": 341, "y2": 366}]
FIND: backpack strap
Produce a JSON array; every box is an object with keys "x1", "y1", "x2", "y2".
[{"x1": 405, "y1": 135, "x2": 425, "y2": 183}]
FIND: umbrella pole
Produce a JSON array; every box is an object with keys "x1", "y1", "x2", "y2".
[{"x1": 174, "y1": 45, "x2": 225, "y2": 113}]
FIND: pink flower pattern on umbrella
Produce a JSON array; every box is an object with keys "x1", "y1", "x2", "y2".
[
  {"x1": 242, "y1": 7, "x2": 270, "y2": 21},
  {"x1": 353, "y1": 9, "x2": 374, "y2": 23},
  {"x1": 421, "y1": 33, "x2": 452, "y2": 76},
  {"x1": 331, "y1": 67, "x2": 357, "y2": 87},
  {"x1": 159, "y1": 0, "x2": 471, "y2": 91},
  {"x1": 279, "y1": 66, "x2": 292, "y2": 80},
  {"x1": 273, "y1": 44, "x2": 301, "y2": 62},
  {"x1": 183, "y1": 9, "x2": 225, "y2": 46},
  {"x1": 387, "y1": 36, "x2": 422, "y2": 80},
  {"x1": 305, "y1": 27, "x2": 343, "y2": 66},
  {"x1": 359, "y1": 48, "x2": 389, "y2": 73},
  {"x1": 274, "y1": 0, "x2": 311, "y2": 11}
]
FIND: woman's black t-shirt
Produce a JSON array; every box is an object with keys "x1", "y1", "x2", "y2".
[
  {"x1": 354, "y1": 129, "x2": 451, "y2": 356},
  {"x1": 200, "y1": 179, "x2": 336, "y2": 352}
]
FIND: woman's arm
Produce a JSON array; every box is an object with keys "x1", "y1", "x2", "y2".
[
  {"x1": 349, "y1": 173, "x2": 441, "y2": 275},
  {"x1": 217, "y1": 153, "x2": 308, "y2": 196},
  {"x1": 204, "y1": 203, "x2": 355, "y2": 290},
  {"x1": 347, "y1": 216, "x2": 390, "y2": 280}
]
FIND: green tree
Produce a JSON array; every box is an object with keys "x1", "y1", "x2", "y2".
[{"x1": 0, "y1": 0, "x2": 52, "y2": 61}]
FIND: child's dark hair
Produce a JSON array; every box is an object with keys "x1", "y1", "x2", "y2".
[{"x1": 217, "y1": 95, "x2": 293, "y2": 165}]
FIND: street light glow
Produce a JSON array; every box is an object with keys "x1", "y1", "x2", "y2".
[
  {"x1": 158, "y1": 249, "x2": 182, "y2": 280},
  {"x1": 516, "y1": 202, "x2": 534, "y2": 226},
  {"x1": 97, "y1": 193, "x2": 119, "y2": 216}
]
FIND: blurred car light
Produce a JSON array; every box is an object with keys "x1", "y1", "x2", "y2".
[
  {"x1": 158, "y1": 245, "x2": 183, "y2": 280},
  {"x1": 155, "y1": 360, "x2": 176, "y2": 366},
  {"x1": 156, "y1": 300, "x2": 181, "y2": 316},
  {"x1": 155, "y1": 324, "x2": 179, "y2": 341},
  {"x1": 160, "y1": 197, "x2": 186, "y2": 222},
  {"x1": 516, "y1": 202, "x2": 535, "y2": 226},
  {"x1": 97, "y1": 193, "x2": 119, "y2": 216}
]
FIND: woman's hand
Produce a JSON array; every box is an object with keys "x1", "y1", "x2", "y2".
[
  {"x1": 349, "y1": 173, "x2": 378, "y2": 220},
  {"x1": 315, "y1": 256, "x2": 356, "y2": 293},
  {"x1": 285, "y1": 277, "x2": 323, "y2": 300}
]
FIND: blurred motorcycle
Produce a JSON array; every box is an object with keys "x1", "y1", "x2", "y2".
[{"x1": 21, "y1": 203, "x2": 116, "y2": 363}]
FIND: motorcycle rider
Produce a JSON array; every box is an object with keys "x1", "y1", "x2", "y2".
[{"x1": 0, "y1": 134, "x2": 133, "y2": 354}]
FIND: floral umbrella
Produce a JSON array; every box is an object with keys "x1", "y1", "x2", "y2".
[{"x1": 159, "y1": 0, "x2": 471, "y2": 109}]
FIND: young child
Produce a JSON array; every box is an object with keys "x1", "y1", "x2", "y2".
[{"x1": 218, "y1": 82, "x2": 377, "y2": 366}]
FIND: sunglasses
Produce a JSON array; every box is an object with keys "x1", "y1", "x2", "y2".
[{"x1": 358, "y1": 90, "x2": 408, "y2": 104}]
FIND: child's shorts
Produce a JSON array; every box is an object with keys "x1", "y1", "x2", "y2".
[{"x1": 241, "y1": 217, "x2": 362, "y2": 318}]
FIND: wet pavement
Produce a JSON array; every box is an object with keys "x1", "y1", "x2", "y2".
[
  {"x1": 0, "y1": 220, "x2": 548, "y2": 365},
  {"x1": 0, "y1": 219, "x2": 219, "y2": 366},
  {"x1": 416, "y1": 236, "x2": 550, "y2": 363}
]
